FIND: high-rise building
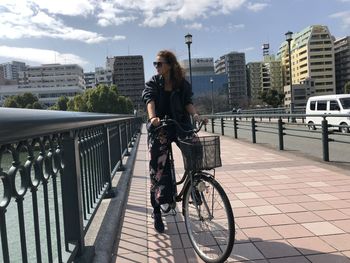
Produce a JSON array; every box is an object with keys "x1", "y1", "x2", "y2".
[
  {"x1": 181, "y1": 57, "x2": 227, "y2": 95},
  {"x1": 0, "y1": 66, "x2": 5, "y2": 85},
  {"x1": 18, "y1": 63, "x2": 85, "y2": 107},
  {"x1": 215, "y1": 52, "x2": 247, "y2": 107},
  {"x1": 84, "y1": 71, "x2": 96, "y2": 89},
  {"x1": 181, "y1": 58, "x2": 215, "y2": 76},
  {"x1": 277, "y1": 25, "x2": 336, "y2": 107},
  {"x1": 334, "y1": 36, "x2": 350, "y2": 94},
  {"x1": 247, "y1": 55, "x2": 283, "y2": 104},
  {"x1": 1, "y1": 61, "x2": 26, "y2": 81},
  {"x1": 109, "y1": 55, "x2": 145, "y2": 110}
]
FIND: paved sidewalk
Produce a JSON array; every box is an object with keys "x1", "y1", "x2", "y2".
[{"x1": 112, "y1": 125, "x2": 350, "y2": 263}]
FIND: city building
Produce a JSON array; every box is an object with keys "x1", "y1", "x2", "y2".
[
  {"x1": 283, "y1": 78, "x2": 316, "y2": 108},
  {"x1": 334, "y1": 36, "x2": 350, "y2": 94},
  {"x1": 277, "y1": 25, "x2": 336, "y2": 107},
  {"x1": 181, "y1": 57, "x2": 227, "y2": 95},
  {"x1": 0, "y1": 66, "x2": 5, "y2": 85},
  {"x1": 181, "y1": 57, "x2": 215, "y2": 76},
  {"x1": 84, "y1": 71, "x2": 96, "y2": 89},
  {"x1": 95, "y1": 67, "x2": 113, "y2": 86},
  {"x1": 17, "y1": 64, "x2": 85, "y2": 107},
  {"x1": 109, "y1": 55, "x2": 145, "y2": 111},
  {"x1": 215, "y1": 52, "x2": 247, "y2": 107},
  {"x1": 1, "y1": 61, "x2": 26, "y2": 81},
  {"x1": 246, "y1": 55, "x2": 283, "y2": 104},
  {"x1": 84, "y1": 67, "x2": 113, "y2": 89}
]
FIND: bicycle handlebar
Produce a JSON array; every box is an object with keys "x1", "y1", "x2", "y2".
[{"x1": 150, "y1": 117, "x2": 205, "y2": 134}]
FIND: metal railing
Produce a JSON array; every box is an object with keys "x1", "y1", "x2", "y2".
[
  {"x1": 204, "y1": 113, "x2": 350, "y2": 162},
  {"x1": 0, "y1": 107, "x2": 142, "y2": 263}
]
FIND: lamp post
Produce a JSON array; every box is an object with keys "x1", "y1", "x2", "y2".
[
  {"x1": 185, "y1": 33, "x2": 193, "y2": 86},
  {"x1": 285, "y1": 31, "x2": 294, "y2": 117},
  {"x1": 210, "y1": 77, "x2": 214, "y2": 115}
]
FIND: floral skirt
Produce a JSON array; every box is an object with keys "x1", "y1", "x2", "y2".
[{"x1": 148, "y1": 127, "x2": 176, "y2": 207}]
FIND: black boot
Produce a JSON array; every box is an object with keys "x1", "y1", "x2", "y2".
[{"x1": 153, "y1": 213, "x2": 164, "y2": 233}]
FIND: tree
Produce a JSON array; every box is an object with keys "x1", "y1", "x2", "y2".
[
  {"x1": 66, "y1": 84, "x2": 133, "y2": 114},
  {"x1": 57, "y1": 96, "x2": 69, "y2": 111},
  {"x1": 3, "y1": 92, "x2": 42, "y2": 109},
  {"x1": 258, "y1": 89, "x2": 285, "y2": 108},
  {"x1": 344, "y1": 82, "x2": 350, "y2": 94}
]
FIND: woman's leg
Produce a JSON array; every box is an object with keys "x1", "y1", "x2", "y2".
[{"x1": 148, "y1": 128, "x2": 171, "y2": 232}]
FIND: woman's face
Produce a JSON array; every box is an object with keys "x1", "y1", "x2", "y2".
[{"x1": 154, "y1": 55, "x2": 170, "y2": 76}]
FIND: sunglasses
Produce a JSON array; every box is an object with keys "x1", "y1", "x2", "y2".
[{"x1": 153, "y1": 61, "x2": 167, "y2": 68}]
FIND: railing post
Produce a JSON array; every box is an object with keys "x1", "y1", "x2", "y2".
[
  {"x1": 61, "y1": 131, "x2": 85, "y2": 257},
  {"x1": 278, "y1": 117, "x2": 284, "y2": 150},
  {"x1": 103, "y1": 126, "x2": 113, "y2": 196},
  {"x1": 251, "y1": 117, "x2": 256, "y2": 143},
  {"x1": 233, "y1": 117, "x2": 238, "y2": 139},
  {"x1": 211, "y1": 118, "x2": 215, "y2": 133},
  {"x1": 221, "y1": 118, "x2": 224, "y2": 135},
  {"x1": 118, "y1": 124, "x2": 125, "y2": 171},
  {"x1": 322, "y1": 117, "x2": 329, "y2": 162}
]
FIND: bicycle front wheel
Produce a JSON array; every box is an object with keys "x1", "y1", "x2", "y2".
[{"x1": 183, "y1": 173, "x2": 235, "y2": 263}]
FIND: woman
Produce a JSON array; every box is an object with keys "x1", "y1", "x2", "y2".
[{"x1": 142, "y1": 50, "x2": 201, "y2": 233}]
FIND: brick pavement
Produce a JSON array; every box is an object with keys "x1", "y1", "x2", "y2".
[{"x1": 112, "y1": 125, "x2": 350, "y2": 263}]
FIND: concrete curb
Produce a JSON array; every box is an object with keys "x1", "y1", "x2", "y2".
[{"x1": 91, "y1": 132, "x2": 141, "y2": 263}]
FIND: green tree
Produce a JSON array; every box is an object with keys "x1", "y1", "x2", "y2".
[
  {"x1": 56, "y1": 96, "x2": 69, "y2": 111},
  {"x1": 3, "y1": 97, "x2": 18, "y2": 108},
  {"x1": 344, "y1": 82, "x2": 350, "y2": 94},
  {"x1": 3, "y1": 92, "x2": 42, "y2": 109},
  {"x1": 66, "y1": 84, "x2": 133, "y2": 114},
  {"x1": 258, "y1": 89, "x2": 285, "y2": 108}
]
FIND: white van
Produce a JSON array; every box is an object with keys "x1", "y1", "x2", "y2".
[{"x1": 306, "y1": 94, "x2": 350, "y2": 133}]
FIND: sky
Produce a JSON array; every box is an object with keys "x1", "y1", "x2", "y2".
[{"x1": 0, "y1": 0, "x2": 349, "y2": 81}]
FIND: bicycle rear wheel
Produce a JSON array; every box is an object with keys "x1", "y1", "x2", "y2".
[{"x1": 183, "y1": 173, "x2": 235, "y2": 263}]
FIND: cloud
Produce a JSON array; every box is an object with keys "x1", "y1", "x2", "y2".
[
  {"x1": 228, "y1": 23, "x2": 245, "y2": 30},
  {"x1": 185, "y1": 22, "x2": 203, "y2": 30},
  {"x1": 246, "y1": 2, "x2": 269, "y2": 12},
  {"x1": 0, "y1": 45, "x2": 89, "y2": 65},
  {"x1": 31, "y1": 0, "x2": 95, "y2": 16},
  {"x1": 240, "y1": 46, "x2": 255, "y2": 52},
  {"x1": 329, "y1": 10, "x2": 350, "y2": 28},
  {"x1": 0, "y1": 1, "x2": 125, "y2": 43}
]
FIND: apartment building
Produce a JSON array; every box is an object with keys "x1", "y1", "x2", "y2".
[
  {"x1": 277, "y1": 25, "x2": 335, "y2": 107},
  {"x1": 215, "y1": 52, "x2": 247, "y2": 107},
  {"x1": 334, "y1": 36, "x2": 350, "y2": 94},
  {"x1": 246, "y1": 55, "x2": 283, "y2": 103},
  {"x1": 18, "y1": 64, "x2": 85, "y2": 107},
  {"x1": 84, "y1": 71, "x2": 96, "y2": 89},
  {"x1": 84, "y1": 67, "x2": 113, "y2": 89},
  {"x1": 109, "y1": 55, "x2": 145, "y2": 110},
  {"x1": 1, "y1": 61, "x2": 26, "y2": 81}
]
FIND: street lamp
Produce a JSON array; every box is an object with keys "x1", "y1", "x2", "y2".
[
  {"x1": 285, "y1": 31, "x2": 294, "y2": 116},
  {"x1": 210, "y1": 77, "x2": 214, "y2": 115},
  {"x1": 185, "y1": 33, "x2": 193, "y2": 86}
]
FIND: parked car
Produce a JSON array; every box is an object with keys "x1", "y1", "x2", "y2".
[{"x1": 305, "y1": 94, "x2": 350, "y2": 133}]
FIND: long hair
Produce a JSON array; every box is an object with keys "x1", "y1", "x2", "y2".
[{"x1": 157, "y1": 50, "x2": 185, "y2": 89}]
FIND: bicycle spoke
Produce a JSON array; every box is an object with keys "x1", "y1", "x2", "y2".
[{"x1": 184, "y1": 175, "x2": 235, "y2": 263}]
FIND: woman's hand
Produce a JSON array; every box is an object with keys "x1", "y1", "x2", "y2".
[
  {"x1": 193, "y1": 114, "x2": 208, "y2": 125},
  {"x1": 150, "y1": 117, "x2": 160, "y2": 126}
]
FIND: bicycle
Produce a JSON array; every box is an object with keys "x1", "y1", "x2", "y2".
[{"x1": 149, "y1": 117, "x2": 235, "y2": 263}]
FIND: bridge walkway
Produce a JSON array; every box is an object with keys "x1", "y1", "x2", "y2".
[{"x1": 110, "y1": 125, "x2": 350, "y2": 262}]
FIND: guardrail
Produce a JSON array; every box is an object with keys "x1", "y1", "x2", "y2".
[
  {"x1": 203, "y1": 113, "x2": 350, "y2": 162},
  {"x1": 0, "y1": 108, "x2": 142, "y2": 263}
]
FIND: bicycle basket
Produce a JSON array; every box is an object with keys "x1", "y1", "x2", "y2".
[{"x1": 179, "y1": 136, "x2": 221, "y2": 171}]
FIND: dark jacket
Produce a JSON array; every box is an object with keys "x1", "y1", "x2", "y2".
[{"x1": 142, "y1": 74, "x2": 193, "y2": 129}]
